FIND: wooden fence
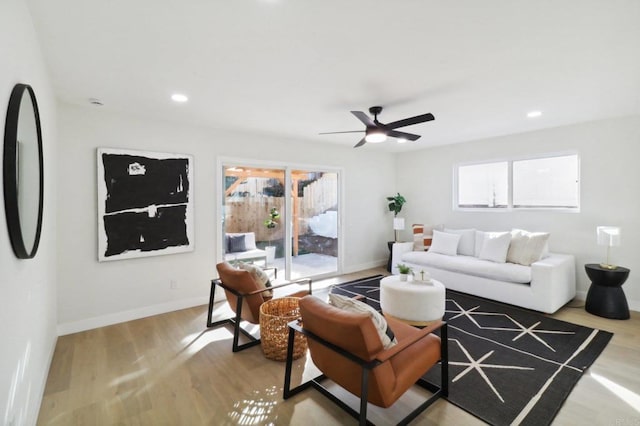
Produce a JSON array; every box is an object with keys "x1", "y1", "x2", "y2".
[{"x1": 225, "y1": 173, "x2": 337, "y2": 243}]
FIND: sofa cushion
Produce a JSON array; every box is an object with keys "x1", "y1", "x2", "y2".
[
  {"x1": 328, "y1": 293, "x2": 398, "y2": 349},
  {"x1": 402, "y1": 251, "x2": 532, "y2": 283},
  {"x1": 507, "y1": 229, "x2": 550, "y2": 266},
  {"x1": 430, "y1": 230, "x2": 461, "y2": 256},
  {"x1": 444, "y1": 228, "x2": 476, "y2": 256}
]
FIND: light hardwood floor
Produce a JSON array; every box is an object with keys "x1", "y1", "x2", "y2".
[{"x1": 38, "y1": 268, "x2": 640, "y2": 425}]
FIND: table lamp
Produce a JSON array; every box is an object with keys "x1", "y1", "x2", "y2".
[
  {"x1": 597, "y1": 226, "x2": 621, "y2": 269},
  {"x1": 393, "y1": 217, "x2": 405, "y2": 242}
]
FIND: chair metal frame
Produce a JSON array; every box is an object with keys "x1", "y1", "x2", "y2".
[
  {"x1": 283, "y1": 319, "x2": 448, "y2": 426},
  {"x1": 206, "y1": 276, "x2": 312, "y2": 352}
]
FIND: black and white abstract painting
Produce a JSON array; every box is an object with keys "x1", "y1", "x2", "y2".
[{"x1": 97, "y1": 148, "x2": 194, "y2": 261}]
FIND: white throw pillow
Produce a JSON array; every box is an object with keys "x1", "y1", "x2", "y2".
[
  {"x1": 237, "y1": 262, "x2": 272, "y2": 296},
  {"x1": 507, "y1": 229, "x2": 550, "y2": 266},
  {"x1": 478, "y1": 232, "x2": 511, "y2": 263},
  {"x1": 429, "y1": 230, "x2": 461, "y2": 256},
  {"x1": 328, "y1": 293, "x2": 397, "y2": 349},
  {"x1": 444, "y1": 228, "x2": 476, "y2": 256}
]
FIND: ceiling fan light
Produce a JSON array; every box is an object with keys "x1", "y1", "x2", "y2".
[{"x1": 365, "y1": 130, "x2": 387, "y2": 143}]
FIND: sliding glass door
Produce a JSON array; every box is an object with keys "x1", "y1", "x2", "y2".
[
  {"x1": 221, "y1": 162, "x2": 340, "y2": 280},
  {"x1": 290, "y1": 169, "x2": 339, "y2": 279}
]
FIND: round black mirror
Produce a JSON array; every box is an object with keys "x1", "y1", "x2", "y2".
[{"x1": 3, "y1": 83, "x2": 44, "y2": 259}]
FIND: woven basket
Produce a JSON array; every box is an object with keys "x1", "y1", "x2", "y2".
[{"x1": 259, "y1": 297, "x2": 307, "y2": 361}]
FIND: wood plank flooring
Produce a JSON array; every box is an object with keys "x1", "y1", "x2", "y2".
[{"x1": 37, "y1": 268, "x2": 640, "y2": 425}]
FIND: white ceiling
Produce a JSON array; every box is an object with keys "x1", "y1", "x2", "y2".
[{"x1": 27, "y1": 0, "x2": 640, "y2": 151}]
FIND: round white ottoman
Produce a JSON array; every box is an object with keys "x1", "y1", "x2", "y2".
[{"x1": 380, "y1": 275, "x2": 446, "y2": 326}]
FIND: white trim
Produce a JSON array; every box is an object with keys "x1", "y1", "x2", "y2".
[{"x1": 57, "y1": 296, "x2": 208, "y2": 335}]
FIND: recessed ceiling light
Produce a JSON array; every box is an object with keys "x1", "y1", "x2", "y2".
[
  {"x1": 397, "y1": 138, "x2": 408, "y2": 144},
  {"x1": 527, "y1": 110, "x2": 542, "y2": 118},
  {"x1": 171, "y1": 93, "x2": 188, "y2": 103}
]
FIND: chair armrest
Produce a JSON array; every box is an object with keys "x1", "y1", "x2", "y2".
[
  {"x1": 375, "y1": 321, "x2": 445, "y2": 362},
  {"x1": 213, "y1": 277, "x2": 312, "y2": 297},
  {"x1": 247, "y1": 277, "x2": 312, "y2": 295}
]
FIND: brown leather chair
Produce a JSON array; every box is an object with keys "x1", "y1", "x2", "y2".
[
  {"x1": 284, "y1": 295, "x2": 447, "y2": 425},
  {"x1": 207, "y1": 262, "x2": 312, "y2": 352}
]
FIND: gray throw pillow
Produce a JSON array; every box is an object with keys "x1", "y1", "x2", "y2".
[{"x1": 227, "y1": 234, "x2": 247, "y2": 253}]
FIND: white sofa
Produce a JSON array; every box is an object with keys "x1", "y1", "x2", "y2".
[
  {"x1": 391, "y1": 230, "x2": 576, "y2": 314},
  {"x1": 224, "y1": 232, "x2": 267, "y2": 264}
]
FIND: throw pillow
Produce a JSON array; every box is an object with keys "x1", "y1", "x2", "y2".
[
  {"x1": 226, "y1": 232, "x2": 258, "y2": 250},
  {"x1": 478, "y1": 232, "x2": 511, "y2": 263},
  {"x1": 412, "y1": 224, "x2": 434, "y2": 251},
  {"x1": 507, "y1": 229, "x2": 550, "y2": 266},
  {"x1": 237, "y1": 262, "x2": 272, "y2": 297},
  {"x1": 429, "y1": 230, "x2": 461, "y2": 256},
  {"x1": 443, "y1": 228, "x2": 476, "y2": 256},
  {"x1": 328, "y1": 293, "x2": 397, "y2": 349},
  {"x1": 227, "y1": 234, "x2": 247, "y2": 253}
]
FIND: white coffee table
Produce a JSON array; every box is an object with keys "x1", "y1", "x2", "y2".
[{"x1": 380, "y1": 275, "x2": 446, "y2": 326}]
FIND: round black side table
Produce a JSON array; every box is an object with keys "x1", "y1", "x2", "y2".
[{"x1": 584, "y1": 263, "x2": 630, "y2": 320}]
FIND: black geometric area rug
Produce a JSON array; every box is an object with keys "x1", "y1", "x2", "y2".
[{"x1": 330, "y1": 275, "x2": 613, "y2": 426}]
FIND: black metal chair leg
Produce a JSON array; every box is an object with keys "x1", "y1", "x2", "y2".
[
  {"x1": 359, "y1": 369, "x2": 369, "y2": 426},
  {"x1": 441, "y1": 322, "x2": 449, "y2": 397},
  {"x1": 207, "y1": 280, "x2": 217, "y2": 327}
]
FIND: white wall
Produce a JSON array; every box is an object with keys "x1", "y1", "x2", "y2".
[
  {"x1": 396, "y1": 116, "x2": 640, "y2": 311},
  {"x1": 56, "y1": 103, "x2": 395, "y2": 334},
  {"x1": 0, "y1": 0, "x2": 58, "y2": 424}
]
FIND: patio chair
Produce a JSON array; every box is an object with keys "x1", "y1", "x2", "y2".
[
  {"x1": 283, "y1": 295, "x2": 448, "y2": 425},
  {"x1": 207, "y1": 262, "x2": 311, "y2": 352}
]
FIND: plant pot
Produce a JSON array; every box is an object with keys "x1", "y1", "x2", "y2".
[
  {"x1": 265, "y1": 246, "x2": 276, "y2": 264},
  {"x1": 399, "y1": 273, "x2": 408, "y2": 282}
]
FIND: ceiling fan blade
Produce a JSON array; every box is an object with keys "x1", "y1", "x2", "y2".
[
  {"x1": 387, "y1": 130, "x2": 421, "y2": 141},
  {"x1": 318, "y1": 130, "x2": 365, "y2": 135},
  {"x1": 353, "y1": 138, "x2": 367, "y2": 148},
  {"x1": 385, "y1": 113, "x2": 435, "y2": 129},
  {"x1": 351, "y1": 111, "x2": 376, "y2": 127}
]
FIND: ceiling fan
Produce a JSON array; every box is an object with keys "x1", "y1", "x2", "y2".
[{"x1": 320, "y1": 106, "x2": 435, "y2": 148}]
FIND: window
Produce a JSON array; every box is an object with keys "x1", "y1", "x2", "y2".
[
  {"x1": 457, "y1": 162, "x2": 508, "y2": 208},
  {"x1": 513, "y1": 155, "x2": 579, "y2": 208},
  {"x1": 456, "y1": 154, "x2": 579, "y2": 210}
]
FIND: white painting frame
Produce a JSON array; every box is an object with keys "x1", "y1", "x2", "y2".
[{"x1": 97, "y1": 147, "x2": 194, "y2": 261}]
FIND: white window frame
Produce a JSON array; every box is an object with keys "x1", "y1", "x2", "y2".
[{"x1": 454, "y1": 152, "x2": 580, "y2": 212}]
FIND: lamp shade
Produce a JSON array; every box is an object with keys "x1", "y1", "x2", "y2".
[
  {"x1": 393, "y1": 217, "x2": 405, "y2": 231},
  {"x1": 596, "y1": 226, "x2": 621, "y2": 247}
]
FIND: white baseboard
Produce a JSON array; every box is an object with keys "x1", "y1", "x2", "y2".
[
  {"x1": 343, "y1": 259, "x2": 387, "y2": 275},
  {"x1": 57, "y1": 296, "x2": 209, "y2": 336}
]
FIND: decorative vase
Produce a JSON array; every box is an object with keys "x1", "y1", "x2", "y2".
[
  {"x1": 399, "y1": 273, "x2": 408, "y2": 282},
  {"x1": 265, "y1": 246, "x2": 276, "y2": 264}
]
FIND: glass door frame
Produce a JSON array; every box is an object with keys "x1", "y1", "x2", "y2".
[{"x1": 217, "y1": 156, "x2": 344, "y2": 281}]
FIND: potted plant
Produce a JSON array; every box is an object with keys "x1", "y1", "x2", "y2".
[
  {"x1": 263, "y1": 207, "x2": 280, "y2": 263},
  {"x1": 396, "y1": 263, "x2": 413, "y2": 282},
  {"x1": 387, "y1": 193, "x2": 406, "y2": 242}
]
